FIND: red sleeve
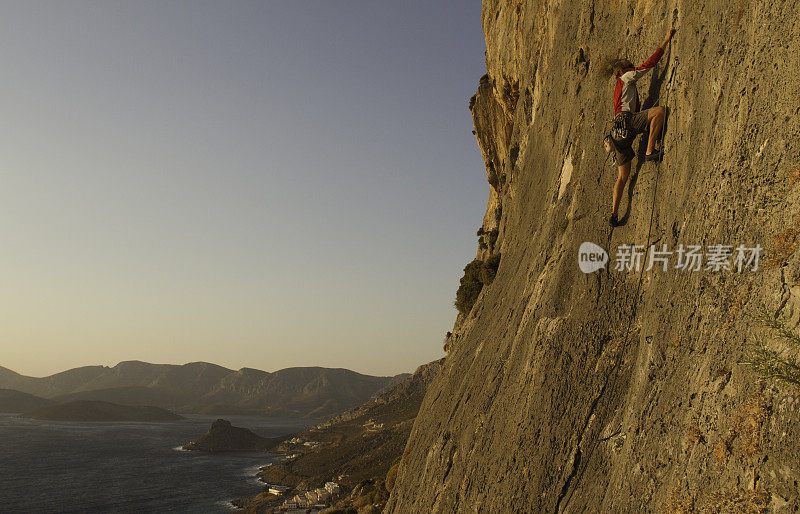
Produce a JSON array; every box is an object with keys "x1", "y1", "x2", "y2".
[
  {"x1": 612, "y1": 79, "x2": 624, "y2": 115},
  {"x1": 636, "y1": 47, "x2": 664, "y2": 70}
]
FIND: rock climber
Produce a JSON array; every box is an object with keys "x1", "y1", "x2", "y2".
[{"x1": 606, "y1": 28, "x2": 676, "y2": 227}]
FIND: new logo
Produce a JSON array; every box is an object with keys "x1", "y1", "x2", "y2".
[{"x1": 578, "y1": 242, "x2": 608, "y2": 273}]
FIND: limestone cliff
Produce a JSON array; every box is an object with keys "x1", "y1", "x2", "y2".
[{"x1": 389, "y1": 0, "x2": 800, "y2": 511}]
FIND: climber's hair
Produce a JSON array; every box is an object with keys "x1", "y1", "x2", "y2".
[
  {"x1": 610, "y1": 58, "x2": 631, "y2": 78},
  {"x1": 600, "y1": 56, "x2": 634, "y2": 80},
  {"x1": 601, "y1": 56, "x2": 625, "y2": 79}
]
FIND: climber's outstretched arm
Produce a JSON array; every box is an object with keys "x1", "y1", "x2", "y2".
[{"x1": 621, "y1": 29, "x2": 676, "y2": 83}]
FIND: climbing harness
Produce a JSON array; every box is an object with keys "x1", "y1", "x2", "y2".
[{"x1": 610, "y1": 111, "x2": 634, "y2": 142}]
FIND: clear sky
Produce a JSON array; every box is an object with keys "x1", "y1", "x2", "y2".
[{"x1": 0, "y1": 1, "x2": 488, "y2": 378}]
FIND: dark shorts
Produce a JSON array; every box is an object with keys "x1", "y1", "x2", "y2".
[{"x1": 611, "y1": 109, "x2": 651, "y2": 166}]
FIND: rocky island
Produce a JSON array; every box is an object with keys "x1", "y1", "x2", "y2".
[{"x1": 183, "y1": 418, "x2": 273, "y2": 452}]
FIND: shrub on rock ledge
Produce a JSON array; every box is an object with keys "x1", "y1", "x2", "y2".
[
  {"x1": 481, "y1": 254, "x2": 501, "y2": 285},
  {"x1": 454, "y1": 254, "x2": 502, "y2": 314},
  {"x1": 455, "y1": 259, "x2": 484, "y2": 314}
]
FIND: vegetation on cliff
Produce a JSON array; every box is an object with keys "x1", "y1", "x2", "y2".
[
  {"x1": 454, "y1": 253, "x2": 501, "y2": 314},
  {"x1": 745, "y1": 308, "x2": 800, "y2": 387}
]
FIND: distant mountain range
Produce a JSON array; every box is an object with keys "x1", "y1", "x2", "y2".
[{"x1": 0, "y1": 361, "x2": 402, "y2": 418}]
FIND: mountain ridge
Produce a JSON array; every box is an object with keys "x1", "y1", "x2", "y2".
[{"x1": 0, "y1": 361, "x2": 399, "y2": 418}]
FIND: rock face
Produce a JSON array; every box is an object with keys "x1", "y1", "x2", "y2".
[
  {"x1": 183, "y1": 419, "x2": 271, "y2": 452},
  {"x1": 21, "y1": 400, "x2": 183, "y2": 422},
  {"x1": 389, "y1": 1, "x2": 800, "y2": 512},
  {"x1": 0, "y1": 362, "x2": 396, "y2": 418}
]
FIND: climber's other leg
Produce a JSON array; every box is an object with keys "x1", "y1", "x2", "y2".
[
  {"x1": 610, "y1": 138, "x2": 634, "y2": 226},
  {"x1": 611, "y1": 160, "x2": 631, "y2": 226}
]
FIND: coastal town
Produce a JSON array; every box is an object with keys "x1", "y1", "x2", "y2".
[
  {"x1": 238, "y1": 422, "x2": 392, "y2": 511},
  {"x1": 268, "y1": 481, "x2": 342, "y2": 511},
  {"x1": 254, "y1": 437, "x2": 345, "y2": 511}
]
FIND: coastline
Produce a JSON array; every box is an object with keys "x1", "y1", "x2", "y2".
[
  {"x1": 0, "y1": 413, "x2": 313, "y2": 512},
  {"x1": 228, "y1": 361, "x2": 439, "y2": 512}
]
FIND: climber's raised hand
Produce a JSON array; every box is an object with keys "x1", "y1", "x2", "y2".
[{"x1": 662, "y1": 28, "x2": 676, "y2": 47}]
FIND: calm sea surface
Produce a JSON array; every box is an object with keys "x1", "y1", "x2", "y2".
[{"x1": 0, "y1": 413, "x2": 314, "y2": 513}]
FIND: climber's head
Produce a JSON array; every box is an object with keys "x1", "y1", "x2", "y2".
[{"x1": 611, "y1": 58, "x2": 634, "y2": 77}]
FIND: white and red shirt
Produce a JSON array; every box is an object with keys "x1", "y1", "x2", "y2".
[{"x1": 612, "y1": 47, "x2": 664, "y2": 115}]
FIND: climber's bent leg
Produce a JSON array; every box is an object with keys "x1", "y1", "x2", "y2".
[{"x1": 645, "y1": 105, "x2": 666, "y2": 155}]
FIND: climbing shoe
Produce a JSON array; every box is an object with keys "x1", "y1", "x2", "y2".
[
  {"x1": 609, "y1": 213, "x2": 619, "y2": 227},
  {"x1": 644, "y1": 150, "x2": 663, "y2": 162}
]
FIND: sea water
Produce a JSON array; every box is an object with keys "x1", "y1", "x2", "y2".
[{"x1": 0, "y1": 413, "x2": 313, "y2": 513}]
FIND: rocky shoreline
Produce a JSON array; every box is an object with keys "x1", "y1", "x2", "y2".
[{"x1": 224, "y1": 360, "x2": 440, "y2": 513}]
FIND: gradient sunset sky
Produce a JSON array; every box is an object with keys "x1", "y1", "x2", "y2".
[{"x1": 0, "y1": 1, "x2": 488, "y2": 377}]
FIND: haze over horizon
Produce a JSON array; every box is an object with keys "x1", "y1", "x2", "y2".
[{"x1": 0, "y1": 1, "x2": 487, "y2": 377}]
